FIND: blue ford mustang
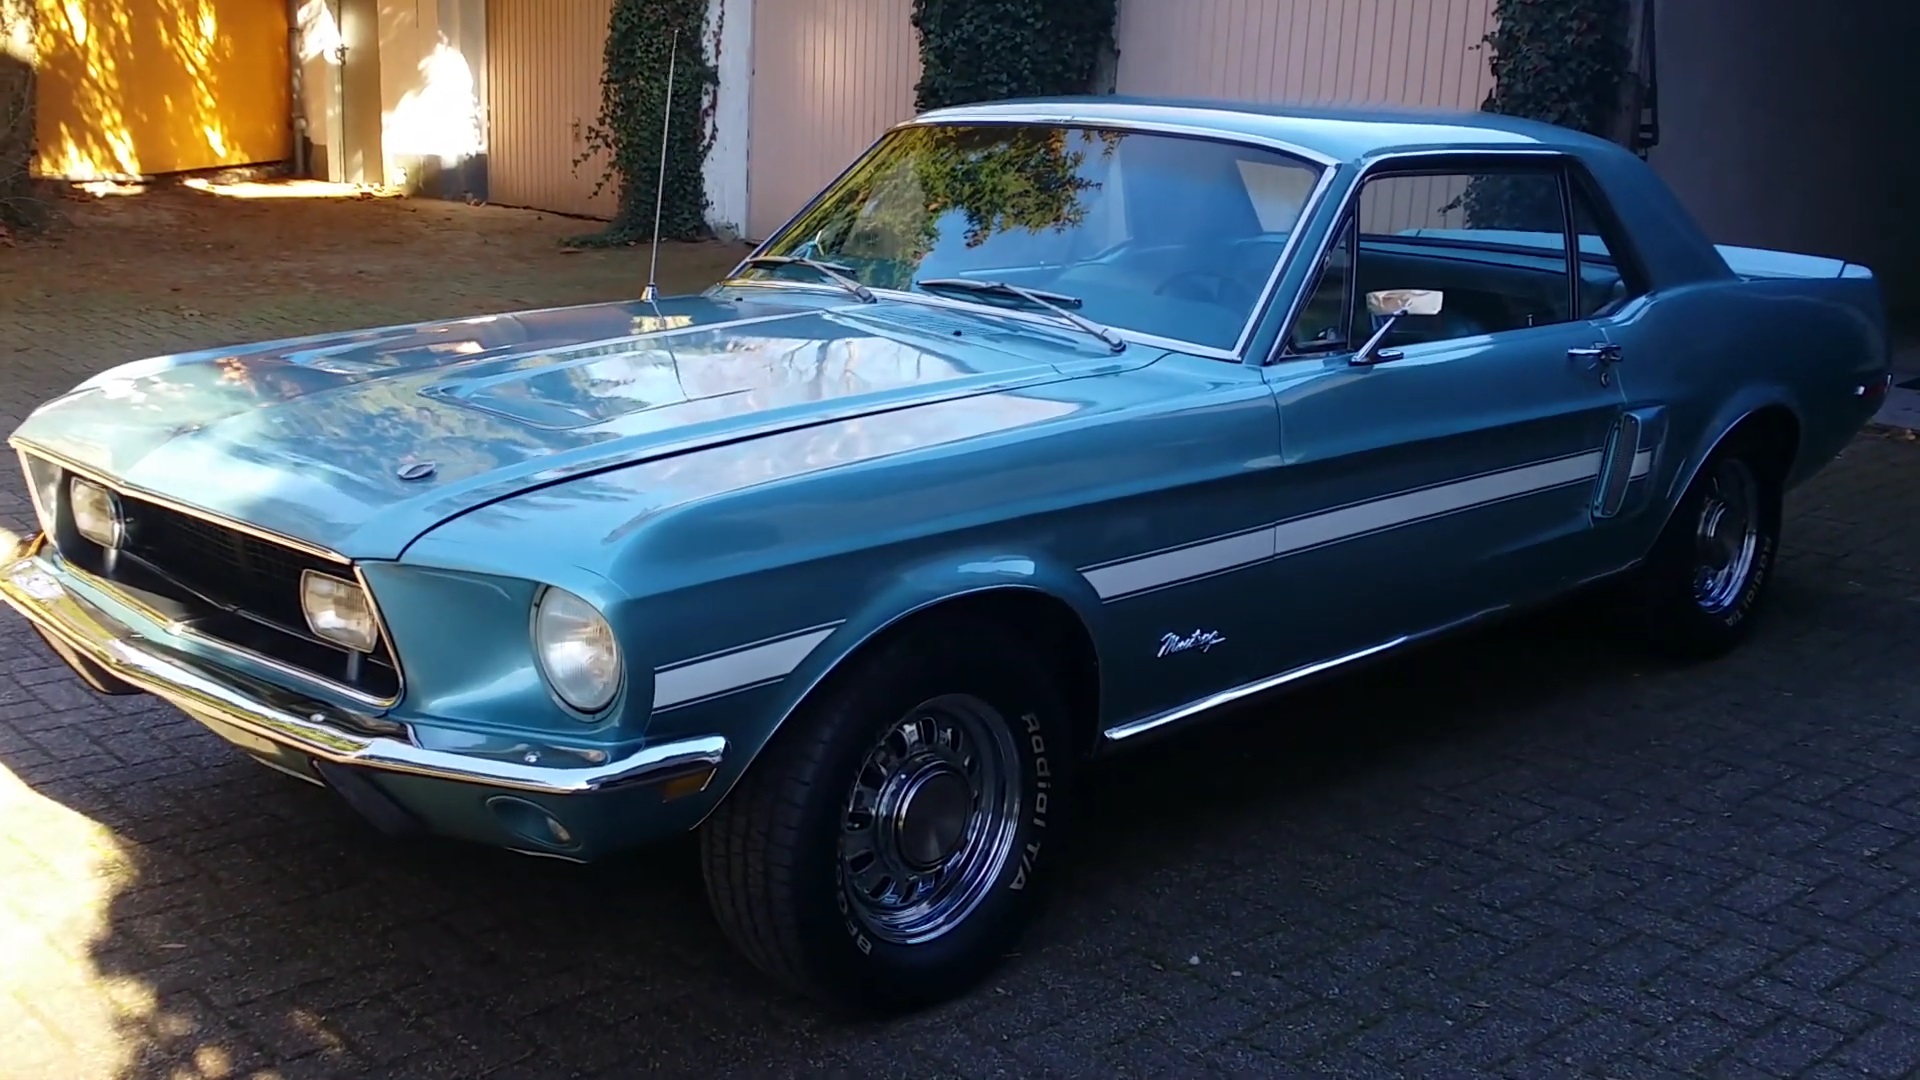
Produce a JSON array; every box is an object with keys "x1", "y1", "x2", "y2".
[{"x1": 0, "y1": 97, "x2": 1892, "y2": 1010}]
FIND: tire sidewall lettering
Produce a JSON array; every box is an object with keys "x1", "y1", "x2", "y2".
[
  {"x1": 1010, "y1": 710, "x2": 1050, "y2": 892},
  {"x1": 1721, "y1": 531, "x2": 1774, "y2": 628}
]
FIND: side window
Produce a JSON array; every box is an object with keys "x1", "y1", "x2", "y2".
[
  {"x1": 1347, "y1": 168, "x2": 1572, "y2": 348},
  {"x1": 1570, "y1": 181, "x2": 1643, "y2": 318}
]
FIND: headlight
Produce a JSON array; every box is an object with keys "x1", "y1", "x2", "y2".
[
  {"x1": 532, "y1": 586, "x2": 621, "y2": 714},
  {"x1": 300, "y1": 570, "x2": 380, "y2": 653},
  {"x1": 68, "y1": 477, "x2": 124, "y2": 549}
]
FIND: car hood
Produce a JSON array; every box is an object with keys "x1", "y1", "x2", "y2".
[{"x1": 12, "y1": 289, "x2": 1151, "y2": 560}]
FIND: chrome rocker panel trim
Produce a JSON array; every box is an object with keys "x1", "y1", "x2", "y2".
[{"x1": 0, "y1": 531, "x2": 727, "y2": 797}]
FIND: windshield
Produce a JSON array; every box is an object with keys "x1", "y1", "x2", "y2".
[{"x1": 738, "y1": 122, "x2": 1325, "y2": 352}]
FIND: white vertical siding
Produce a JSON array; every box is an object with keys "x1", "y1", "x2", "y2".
[
  {"x1": 1115, "y1": 0, "x2": 1494, "y2": 233},
  {"x1": 1114, "y1": 0, "x2": 1495, "y2": 112},
  {"x1": 485, "y1": 0, "x2": 619, "y2": 218},
  {"x1": 746, "y1": 0, "x2": 920, "y2": 240}
]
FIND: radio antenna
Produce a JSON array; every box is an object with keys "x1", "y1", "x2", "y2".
[{"x1": 640, "y1": 28, "x2": 680, "y2": 305}]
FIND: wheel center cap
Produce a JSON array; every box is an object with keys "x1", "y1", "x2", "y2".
[{"x1": 894, "y1": 768, "x2": 972, "y2": 870}]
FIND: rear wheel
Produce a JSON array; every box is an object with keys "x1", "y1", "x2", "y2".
[
  {"x1": 1627, "y1": 435, "x2": 1784, "y2": 659},
  {"x1": 698, "y1": 617, "x2": 1073, "y2": 1013}
]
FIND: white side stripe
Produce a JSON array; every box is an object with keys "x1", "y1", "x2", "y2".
[
  {"x1": 649, "y1": 446, "x2": 1664, "y2": 701},
  {"x1": 653, "y1": 626, "x2": 837, "y2": 710},
  {"x1": 1081, "y1": 528, "x2": 1274, "y2": 603},
  {"x1": 1082, "y1": 447, "x2": 1654, "y2": 602},
  {"x1": 1271, "y1": 451, "x2": 1602, "y2": 558}
]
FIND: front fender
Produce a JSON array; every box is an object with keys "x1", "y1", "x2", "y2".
[{"x1": 683, "y1": 547, "x2": 1106, "y2": 828}]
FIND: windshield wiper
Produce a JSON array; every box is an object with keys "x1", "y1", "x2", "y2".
[
  {"x1": 915, "y1": 278, "x2": 1125, "y2": 353},
  {"x1": 738, "y1": 255, "x2": 875, "y2": 303}
]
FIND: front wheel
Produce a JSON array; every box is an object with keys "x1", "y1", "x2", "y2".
[
  {"x1": 698, "y1": 617, "x2": 1074, "y2": 1012},
  {"x1": 1626, "y1": 436, "x2": 1784, "y2": 660}
]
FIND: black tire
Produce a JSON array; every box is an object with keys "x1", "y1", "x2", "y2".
[
  {"x1": 697, "y1": 615, "x2": 1075, "y2": 1013},
  {"x1": 1627, "y1": 433, "x2": 1784, "y2": 660}
]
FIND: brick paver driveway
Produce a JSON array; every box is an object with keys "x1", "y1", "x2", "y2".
[{"x1": 3, "y1": 184, "x2": 1919, "y2": 1080}]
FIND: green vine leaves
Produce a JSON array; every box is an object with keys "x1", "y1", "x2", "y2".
[
  {"x1": 910, "y1": 0, "x2": 1118, "y2": 112},
  {"x1": 1456, "y1": 0, "x2": 1631, "y2": 229},
  {"x1": 573, "y1": 0, "x2": 718, "y2": 247}
]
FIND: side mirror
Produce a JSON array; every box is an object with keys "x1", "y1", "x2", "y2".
[
  {"x1": 1352, "y1": 288, "x2": 1444, "y2": 366},
  {"x1": 1365, "y1": 288, "x2": 1444, "y2": 318}
]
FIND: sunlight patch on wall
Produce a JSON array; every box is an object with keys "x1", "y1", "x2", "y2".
[
  {"x1": 381, "y1": 38, "x2": 482, "y2": 176},
  {"x1": 32, "y1": 0, "x2": 289, "y2": 179},
  {"x1": 295, "y1": 0, "x2": 339, "y2": 63},
  {"x1": 3, "y1": 0, "x2": 36, "y2": 63}
]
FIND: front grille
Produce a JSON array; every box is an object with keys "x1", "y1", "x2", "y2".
[
  {"x1": 33, "y1": 459, "x2": 402, "y2": 703},
  {"x1": 123, "y1": 502, "x2": 323, "y2": 632}
]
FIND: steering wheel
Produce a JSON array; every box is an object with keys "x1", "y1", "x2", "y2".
[{"x1": 1153, "y1": 269, "x2": 1259, "y2": 312}]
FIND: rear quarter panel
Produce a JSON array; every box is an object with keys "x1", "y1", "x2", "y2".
[
  {"x1": 1571, "y1": 140, "x2": 1888, "y2": 554},
  {"x1": 1603, "y1": 272, "x2": 1887, "y2": 556}
]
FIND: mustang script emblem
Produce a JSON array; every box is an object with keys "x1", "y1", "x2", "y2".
[{"x1": 1157, "y1": 629, "x2": 1227, "y2": 658}]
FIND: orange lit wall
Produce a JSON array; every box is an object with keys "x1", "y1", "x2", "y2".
[{"x1": 32, "y1": 0, "x2": 289, "y2": 178}]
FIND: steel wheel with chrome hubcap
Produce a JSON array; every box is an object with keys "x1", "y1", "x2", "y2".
[
  {"x1": 700, "y1": 615, "x2": 1074, "y2": 1013},
  {"x1": 1630, "y1": 432, "x2": 1784, "y2": 660},
  {"x1": 1691, "y1": 457, "x2": 1762, "y2": 615},
  {"x1": 839, "y1": 695, "x2": 1023, "y2": 945}
]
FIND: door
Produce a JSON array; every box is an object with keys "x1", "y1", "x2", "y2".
[
  {"x1": 1259, "y1": 156, "x2": 1631, "y2": 666},
  {"x1": 34, "y1": 0, "x2": 290, "y2": 178},
  {"x1": 746, "y1": 0, "x2": 920, "y2": 240},
  {"x1": 485, "y1": 0, "x2": 620, "y2": 217}
]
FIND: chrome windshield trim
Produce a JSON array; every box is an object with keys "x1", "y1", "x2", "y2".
[
  {"x1": 736, "y1": 112, "x2": 1342, "y2": 362},
  {"x1": 1267, "y1": 147, "x2": 1575, "y2": 364},
  {"x1": 715, "y1": 278, "x2": 1242, "y2": 361},
  {"x1": 900, "y1": 107, "x2": 1344, "y2": 167},
  {"x1": 0, "y1": 539, "x2": 725, "y2": 797}
]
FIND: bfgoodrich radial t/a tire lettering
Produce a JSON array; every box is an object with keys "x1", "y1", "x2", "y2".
[{"x1": 698, "y1": 615, "x2": 1074, "y2": 1012}]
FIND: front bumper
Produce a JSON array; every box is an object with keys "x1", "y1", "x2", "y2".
[{"x1": 0, "y1": 530, "x2": 728, "y2": 855}]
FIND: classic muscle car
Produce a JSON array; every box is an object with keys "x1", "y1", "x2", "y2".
[{"x1": 0, "y1": 97, "x2": 1892, "y2": 1011}]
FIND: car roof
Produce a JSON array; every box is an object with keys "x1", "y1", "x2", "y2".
[{"x1": 913, "y1": 95, "x2": 1627, "y2": 166}]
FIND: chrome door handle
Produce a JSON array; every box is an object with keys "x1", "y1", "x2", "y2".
[{"x1": 1567, "y1": 343, "x2": 1623, "y2": 363}]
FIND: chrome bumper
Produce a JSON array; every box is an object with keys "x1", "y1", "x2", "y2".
[{"x1": 0, "y1": 530, "x2": 726, "y2": 797}]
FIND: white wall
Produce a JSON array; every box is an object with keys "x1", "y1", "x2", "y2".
[{"x1": 702, "y1": 0, "x2": 752, "y2": 239}]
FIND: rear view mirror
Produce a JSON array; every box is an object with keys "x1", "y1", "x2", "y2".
[{"x1": 1365, "y1": 288, "x2": 1444, "y2": 317}]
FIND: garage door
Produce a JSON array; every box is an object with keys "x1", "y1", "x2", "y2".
[
  {"x1": 746, "y1": 0, "x2": 919, "y2": 240},
  {"x1": 33, "y1": 0, "x2": 290, "y2": 178},
  {"x1": 1115, "y1": 0, "x2": 1495, "y2": 110},
  {"x1": 485, "y1": 0, "x2": 619, "y2": 218}
]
